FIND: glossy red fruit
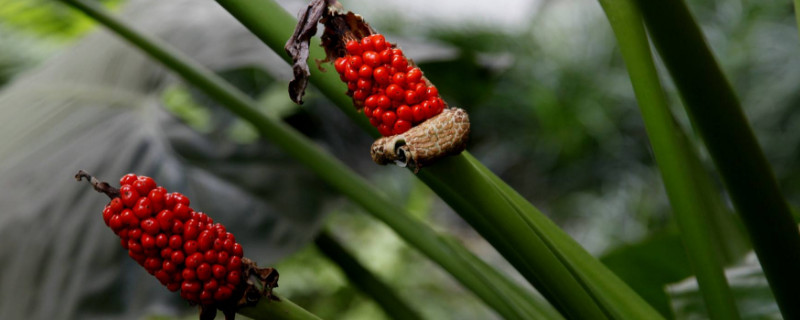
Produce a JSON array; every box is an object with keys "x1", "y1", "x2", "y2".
[
  {"x1": 386, "y1": 84, "x2": 404, "y2": 101},
  {"x1": 334, "y1": 57, "x2": 348, "y2": 74},
  {"x1": 345, "y1": 40, "x2": 362, "y2": 55},
  {"x1": 394, "y1": 120, "x2": 412, "y2": 135}
]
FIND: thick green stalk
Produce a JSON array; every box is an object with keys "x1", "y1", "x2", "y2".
[
  {"x1": 238, "y1": 294, "x2": 322, "y2": 320},
  {"x1": 637, "y1": 1, "x2": 800, "y2": 318},
  {"x1": 598, "y1": 1, "x2": 741, "y2": 319},
  {"x1": 214, "y1": 0, "x2": 663, "y2": 318},
  {"x1": 58, "y1": 1, "x2": 553, "y2": 319},
  {"x1": 314, "y1": 231, "x2": 423, "y2": 320}
]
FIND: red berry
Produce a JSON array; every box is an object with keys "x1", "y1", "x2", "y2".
[
  {"x1": 360, "y1": 36, "x2": 374, "y2": 52},
  {"x1": 182, "y1": 280, "x2": 202, "y2": 293},
  {"x1": 128, "y1": 228, "x2": 142, "y2": 240},
  {"x1": 184, "y1": 240, "x2": 199, "y2": 254},
  {"x1": 226, "y1": 270, "x2": 241, "y2": 285},
  {"x1": 373, "y1": 66, "x2": 390, "y2": 85},
  {"x1": 217, "y1": 251, "x2": 229, "y2": 265},
  {"x1": 382, "y1": 111, "x2": 397, "y2": 126},
  {"x1": 168, "y1": 234, "x2": 182, "y2": 249},
  {"x1": 353, "y1": 89, "x2": 369, "y2": 101},
  {"x1": 204, "y1": 278, "x2": 219, "y2": 292},
  {"x1": 344, "y1": 67, "x2": 359, "y2": 82},
  {"x1": 396, "y1": 105, "x2": 413, "y2": 121},
  {"x1": 426, "y1": 86, "x2": 438, "y2": 98},
  {"x1": 183, "y1": 268, "x2": 197, "y2": 281},
  {"x1": 133, "y1": 197, "x2": 152, "y2": 219},
  {"x1": 378, "y1": 124, "x2": 392, "y2": 136},
  {"x1": 392, "y1": 73, "x2": 406, "y2": 87},
  {"x1": 357, "y1": 78, "x2": 372, "y2": 90},
  {"x1": 363, "y1": 51, "x2": 380, "y2": 67},
  {"x1": 376, "y1": 94, "x2": 392, "y2": 109},
  {"x1": 197, "y1": 263, "x2": 212, "y2": 281},
  {"x1": 391, "y1": 55, "x2": 407, "y2": 71},
  {"x1": 171, "y1": 250, "x2": 185, "y2": 264},
  {"x1": 227, "y1": 256, "x2": 243, "y2": 270},
  {"x1": 156, "y1": 233, "x2": 169, "y2": 248},
  {"x1": 109, "y1": 197, "x2": 123, "y2": 212},
  {"x1": 102, "y1": 207, "x2": 114, "y2": 226},
  {"x1": 214, "y1": 286, "x2": 232, "y2": 301},
  {"x1": 204, "y1": 250, "x2": 217, "y2": 264},
  {"x1": 141, "y1": 218, "x2": 159, "y2": 235},
  {"x1": 119, "y1": 185, "x2": 137, "y2": 207},
  {"x1": 379, "y1": 49, "x2": 393, "y2": 64},
  {"x1": 348, "y1": 55, "x2": 363, "y2": 69},
  {"x1": 186, "y1": 252, "x2": 204, "y2": 269},
  {"x1": 120, "y1": 173, "x2": 137, "y2": 186},
  {"x1": 412, "y1": 105, "x2": 426, "y2": 123},
  {"x1": 345, "y1": 40, "x2": 362, "y2": 55},
  {"x1": 405, "y1": 90, "x2": 420, "y2": 105},
  {"x1": 156, "y1": 210, "x2": 173, "y2": 231},
  {"x1": 233, "y1": 243, "x2": 243, "y2": 257},
  {"x1": 334, "y1": 57, "x2": 347, "y2": 74},
  {"x1": 394, "y1": 120, "x2": 412, "y2": 135},
  {"x1": 198, "y1": 231, "x2": 214, "y2": 251},
  {"x1": 372, "y1": 34, "x2": 387, "y2": 51},
  {"x1": 141, "y1": 233, "x2": 156, "y2": 249},
  {"x1": 358, "y1": 65, "x2": 373, "y2": 78},
  {"x1": 109, "y1": 215, "x2": 124, "y2": 232},
  {"x1": 171, "y1": 192, "x2": 190, "y2": 206},
  {"x1": 212, "y1": 264, "x2": 227, "y2": 280},
  {"x1": 386, "y1": 84, "x2": 404, "y2": 101},
  {"x1": 406, "y1": 68, "x2": 422, "y2": 84}
]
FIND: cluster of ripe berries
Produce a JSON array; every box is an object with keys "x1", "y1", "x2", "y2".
[
  {"x1": 333, "y1": 34, "x2": 445, "y2": 136},
  {"x1": 102, "y1": 174, "x2": 244, "y2": 305}
]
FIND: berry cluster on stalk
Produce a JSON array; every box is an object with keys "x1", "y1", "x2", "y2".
[
  {"x1": 333, "y1": 34, "x2": 445, "y2": 136},
  {"x1": 101, "y1": 174, "x2": 244, "y2": 306}
]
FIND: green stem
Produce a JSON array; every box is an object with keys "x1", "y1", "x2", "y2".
[
  {"x1": 314, "y1": 231, "x2": 423, "y2": 320},
  {"x1": 637, "y1": 1, "x2": 800, "y2": 319},
  {"x1": 57, "y1": 1, "x2": 553, "y2": 319},
  {"x1": 598, "y1": 1, "x2": 742, "y2": 319},
  {"x1": 238, "y1": 294, "x2": 322, "y2": 320}
]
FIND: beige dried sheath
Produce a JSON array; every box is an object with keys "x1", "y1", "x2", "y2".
[{"x1": 371, "y1": 107, "x2": 470, "y2": 172}]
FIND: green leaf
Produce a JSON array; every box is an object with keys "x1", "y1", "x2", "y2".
[{"x1": 637, "y1": 1, "x2": 800, "y2": 318}]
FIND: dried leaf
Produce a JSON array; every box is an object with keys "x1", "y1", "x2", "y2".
[{"x1": 285, "y1": 0, "x2": 336, "y2": 104}]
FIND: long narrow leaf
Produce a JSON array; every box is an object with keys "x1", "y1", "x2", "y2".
[
  {"x1": 637, "y1": 1, "x2": 800, "y2": 318},
  {"x1": 599, "y1": 0, "x2": 742, "y2": 319},
  {"x1": 314, "y1": 231, "x2": 423, "y2": 320},
  {"x1": 215, "y1": 0, "x2": 664, "y2": 318},
  {"x1": 57, "y1": 1, "x2": 553, "y2": 319}
]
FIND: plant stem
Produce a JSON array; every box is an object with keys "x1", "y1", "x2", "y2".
[
  {"x1": 637, "y1": 1, "x2": 800, "y2": 318},
  {"x1": 314, "y1": 231, "x2": 423, "y2": 320},
  {"x1": 57, "y1": 1, "x2": 554, "y2": 319},
  {"x1": 238, "y1": 293, "x2": 322, "y2": 320}
]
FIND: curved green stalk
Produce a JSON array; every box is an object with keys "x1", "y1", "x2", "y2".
[
  {"x1": 57, "y1": 1, "x2": 555, "y2": 319},
  {"x1": 214, "y1": 0, "x2": 663, "y2": 318},
  {"x1": 238, "y1": 294, "x2": 322, "y2": 320},
  {"x1": 636, "y1": 1, "x2": 800, "y2": 319},
  {"x1": 599, "y1": 1, "x2": 742, "y2": 319},
  {"x1": 314, "y1": 231, "x2": 423, "y2": 320}
]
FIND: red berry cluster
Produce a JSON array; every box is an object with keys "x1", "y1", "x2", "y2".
[
  {"x1": 102, "y1": 174, "x2": 244, "y2": 305},
  {"x1": 333, "y1": 34, "x2": 446, "y2": 136}
]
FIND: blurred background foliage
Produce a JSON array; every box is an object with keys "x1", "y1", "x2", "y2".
[{"x1": 0, "y1": 0, "x2": 797, "y2": 319}]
